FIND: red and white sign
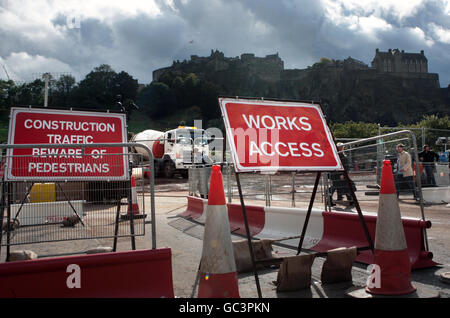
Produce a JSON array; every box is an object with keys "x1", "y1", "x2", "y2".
[
  {"x1": 5, "y1": 107, "x2": 129, "y2": 181},
  {"x1": 219, "y1": 98, "x2": 342, "y2": 172}
]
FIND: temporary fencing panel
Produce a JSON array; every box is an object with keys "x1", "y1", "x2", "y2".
[
  {"x1": 0, "y1": 107, "x2": 170, "y2": 298},
  {"x1": 0, "y1": 141, "x2": 157, "y2": 259},
  {"x1": 1, "y1": 145, "x2": 147, "y2": 248}
]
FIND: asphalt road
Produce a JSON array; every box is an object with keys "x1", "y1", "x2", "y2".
[{"x1": 2, "y1": 176, "x2": 449, "y2": 298}]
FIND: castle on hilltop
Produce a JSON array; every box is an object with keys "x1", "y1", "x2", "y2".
[
  {"x1": 153, "y1": 49, "x2": 284, "y2": 82},
  {"x1": 371, "y1": 48, "x2": 428, "y2": 73},
  {"x1": 152, "y1": 48, "x2": 440, "y2": 88}
]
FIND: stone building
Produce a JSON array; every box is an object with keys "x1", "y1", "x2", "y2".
[
  {"x1": 152, "y1": 50, "x2": 284, "y2": 82},
  {"x1": 152, "y1": 48, "x2": 439, "y2": 90},
  {"x1": 371, "y1": 48, "x2": 428, "y2": 73}
]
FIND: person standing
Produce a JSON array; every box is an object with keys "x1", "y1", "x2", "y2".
[
  {"x1": 418, "y1": 144, "x2": 439, "y2": 186},
  {"x1": 395, "y1": 144, "x2": 416, "y2": 199},
  {"x1": 329, "y1": 143, "x2": 356, "y2": 206},
  {"x1": 193, "y1": 148, "x2": 212, "y2": 198}
]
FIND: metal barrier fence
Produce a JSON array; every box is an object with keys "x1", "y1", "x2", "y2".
[
  {"x1": 379, "y1": 126, "x2": 450, "y2": 152},
  {"x1": 189, "y1": 163, "x2": 328, "y2": 208},
  {"x1": 0, "y1": 142, "x2": 156, "y2": 258},
  {"x1": 188, "y1": 130, "x2": 445, "y2": 252},
  {"x1": 188, "y1": 130, "x2": 447, "y2": 211}
]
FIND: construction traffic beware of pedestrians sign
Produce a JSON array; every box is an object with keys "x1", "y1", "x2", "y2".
[
  {"x1": 218, "y1": 98, "x2": 342, "y2": 173},
  {"x1": 5, "y1": 107, "x2": 129, "y2": 181}
]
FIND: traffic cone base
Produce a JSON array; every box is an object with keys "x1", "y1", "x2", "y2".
[
  {"x1": 121, "y1": 176, "x2": 146, "y2": 220},
  {"x1": 198, "y1": 272, "x2": 240, "y2": 298},
  {"x1": 366, "y1": 249, "x2": 416, "y2": 295}
]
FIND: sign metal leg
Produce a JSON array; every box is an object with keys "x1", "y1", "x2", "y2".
[
  {"x1": 297, "y1": 172, "x2": 321, "y2": 255},
  {"x1": 235, "y1": 172, "x2": 262, "y2": 298}
]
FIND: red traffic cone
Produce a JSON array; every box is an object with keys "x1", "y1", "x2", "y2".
[
  {"x1": 366, "y1": 160, "x2": 416, "y2": 295},
  {"x1": 121, "y1": 176, "x2": 146, "y2": 220},
  {"x1": 198, "y1": 165, "x2": 240, "y2": 298}
]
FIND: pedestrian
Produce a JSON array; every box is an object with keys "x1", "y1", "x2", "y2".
[
  {"x1": 329, "y1": 142, "x2": 356, "y2": 206},
  {"x1": 395, "y1": 144, "x2": 417, "y2": 199},
  {"x1": 194, "y1": 148, "x2": 212, "y2": 165},
  {"x1": 193, "y1": 148, "x2": 212, "y2": 198},
  {"x1": 418, "y1": 144, "x2": 439, "y2": 187}
]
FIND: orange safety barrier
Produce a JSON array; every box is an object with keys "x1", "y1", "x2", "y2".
[
  {"x1": 179, "y1": 196, "x2": 205, "y2": 219},
  {"x1": 311, "y1": 211, "x2": 437, "y2": 269},
  {"x1": 226, "y1": 203, "x2": 265, "y2": 237},
  {"x1": 0, "y1": 248, "x2": 174, "y2": 298}
]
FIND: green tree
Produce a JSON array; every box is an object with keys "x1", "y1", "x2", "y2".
[
  {"x1": 71, "y1": 65, "x2": 139, "y2": 111},
  {"x1": 319, "y1": 57, "x2": 332, "y2": 64},
  {"x1": 401, "y1": 115, "x2": 450, "y2": 150},
  {"x1": 331, "y1": 121, "x2": 379, "y2": 138},
  {"x1": 137, "y1": 71, "x2": 219, "y2": 123},
  {"x1": 73, "y1": 64, "x2": 117, "y2": 109},
  {"x1": 112, "y1": 71, "x2": 139, "y2": 101},
  {"x1": 137, "y1": 82, "x2": 177, "y2": 118},
  {"x1": 0, "y1": 79, "x2": 16, "y2": 110},
  {"x1": 14, "y1": 79, "x2": 45, "y2": 106},
  {"x1": 49, "y1": 75, "x2": 76, "y2": 108}
]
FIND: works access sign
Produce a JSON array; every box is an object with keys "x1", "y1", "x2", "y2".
[
  {"x1": 5, "y1": 107, "x2": 129, "y2": 181},
  {"x1": 219, "y1": 98, "x2": 342, "y2": 172}
]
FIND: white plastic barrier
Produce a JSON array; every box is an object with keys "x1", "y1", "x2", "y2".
[
  {"x1": 422, "y1": 186, "x2": 450, "y2": 204},
  {"x1": 256, "y1": 206, "x2": 324, "y2": 249},
  {"x1": 196, "y1": 199, "x2": 209, "y2": 223},
  {"x1": 435, "y1": 165, "x2": 449, "y2": 187},
  {"x1": 12, "y1": 200, "x2": 85, "y2": 226},
  {"x1": 186, "y1": 198, "x2": 325, "y2": 248}
]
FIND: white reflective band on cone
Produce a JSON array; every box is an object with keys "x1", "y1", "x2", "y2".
[
  {"x1": 200, "y1": 205, "x2": 237, "y2": 274},
  {"x1": 375, "y1": 193, "x2": 407, "y2": 251}
]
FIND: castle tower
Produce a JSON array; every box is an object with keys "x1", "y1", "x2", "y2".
[{"x1": 371, "y1": 49, "x2": 428, "y2": 73}]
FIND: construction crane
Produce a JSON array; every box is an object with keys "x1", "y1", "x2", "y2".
[{"x1": 1, "y1": 63, "x2": 11, "y2": 81}]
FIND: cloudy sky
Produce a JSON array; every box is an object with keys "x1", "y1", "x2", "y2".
[{"x1": 0, "y1": 0, "x2": 449, "y2": 86}]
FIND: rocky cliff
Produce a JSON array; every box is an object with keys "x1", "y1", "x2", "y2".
[{"x1": 153, "y1": 51, "x2": 449, "y2": 125}]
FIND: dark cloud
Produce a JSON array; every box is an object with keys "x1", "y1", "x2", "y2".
[
  {"x1": 0, "y1": 0, "x2": 448, "y2": 86},
  {"x1": 79, "y1": 18, "x2": 114, "y2": 48}
]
